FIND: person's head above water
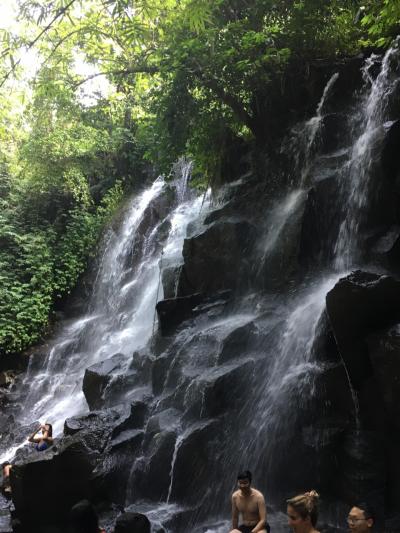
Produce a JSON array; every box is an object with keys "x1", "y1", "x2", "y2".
[
  {"x1": 69, "y1": 499, "x2": 100, "y2": 533},
  {"x1": 237, "y1": 470, "x2": 252, "y2": 493},
  {"x1": 114, "y1": 512, "x2": 151, "y2": 533},
  {"x1": 287, "y1": 490, "x2": 320, "y2": 532},
  {"x1": 43, "y1": 423, "x2": 52, "y2": 437},
  {"x1": 347, "y1": 502, "x2": 374, "y2": 532}
]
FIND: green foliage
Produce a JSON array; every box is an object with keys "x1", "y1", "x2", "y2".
[
  {"x1": 361, "y1": 1, "x2": 400, "y2": 48},
  {"x1": 0, "y1": 0, "x2": 396, "y2": 356}
]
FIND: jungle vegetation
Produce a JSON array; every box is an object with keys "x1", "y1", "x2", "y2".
[{"x1": 0, "y1": 0, "x2": 398, "y2": 356}]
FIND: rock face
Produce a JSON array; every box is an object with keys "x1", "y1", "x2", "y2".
[
  {"x1": 326, "y1": 271, "x2": 400, "y2": 390},
  {"x1": 177, "y1": 220, "x2": 257, "y2": 296},
  {"x1": 11, "y1": 406, "x2": 145, "y2": 530},
  {"x1": 326, "y1": 270, "x2": 400, "y2": 515}
]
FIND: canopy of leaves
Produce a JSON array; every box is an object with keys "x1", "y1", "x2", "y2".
[{"x1": 0, "y1": 0, "x2": 395, "y2": 356}]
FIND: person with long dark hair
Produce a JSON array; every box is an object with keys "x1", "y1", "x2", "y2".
[{"x1": 28, "y1": 423, "x2": 53, "y2": 451}]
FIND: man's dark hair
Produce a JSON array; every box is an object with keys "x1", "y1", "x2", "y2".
[
  {"x1": 114, "y1": 512, "x2": 151, "y2": 533},
  {"x1": 69, "y1": 499, "x2": 99, "y2": 533},
  {"x1": 237, "y1": 470, "x2": 252, "y2": 483},
  {"x1": 355, "y1": 502, "x2": 375, "y2": 521},
  {"x1": 1, "y1": 462, "x2": 10, "y2": 468},
  {"x1": 45, "y1": 423, "x2": 53, "y2": 437}
]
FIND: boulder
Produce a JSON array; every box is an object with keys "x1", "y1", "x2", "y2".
[
  {"x1": 177, "y1": 220, "x2": 257, "y2": 296},
  {"x1": 83, "y1": 353, "x2": 134, "y2": 410},
  {"x1": 366, "y1": 324, "x2": 400, "y2": 428},
  {"x1": 114, "y1": 512, "x2": 151, "y2": 533},
  {"x1": 156, "y1": 294, "x2": 204, "y2": 335},
  {"x1": 127, "y1": 430, "x2": 176, "y2": 501},
  {"x1": 326, "y1": 271, "x2": 400, "y2": 390},
  {"x1": 184, "y1": 359, "x2": 255, "y2": 419},
  {"x1": 11, "y1": 407, "x2": 142, "y2": 529},
  {"x1": 167, "y1": 420, "x2": 220, "y2": 505},
  {"x1": 217, "y1": 321, "x2": 259, "y2": 363}
]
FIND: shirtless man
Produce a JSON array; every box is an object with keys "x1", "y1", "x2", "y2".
[{"x1": 229, "y1": 470, "x2": 270, "y2": 533}]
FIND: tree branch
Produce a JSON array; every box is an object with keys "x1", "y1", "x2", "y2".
[
  {"x1": 0, "y1": 0, "x2": 78, "y2": 88},
  {"x1": 72, "y1": 65, "x2": 159, "y2": 88}
]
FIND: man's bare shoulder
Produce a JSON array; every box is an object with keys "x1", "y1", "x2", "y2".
[
  {"x1": 232, "y1": 490, "x2": 241, "y2": 499},
  {"x1": 251, "y1": 488, "x2": 266, "y2": 501}
]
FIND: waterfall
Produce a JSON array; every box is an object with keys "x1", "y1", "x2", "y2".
[
  {"x1": 334, "y1": 44, "x2": 400, "y2": 269},
  {"x1": 2, "y1": 45, "x2": 399, "y2": 533},
  {"x1": 0, "y1": 172, "x2": 204, "y2": 462}
]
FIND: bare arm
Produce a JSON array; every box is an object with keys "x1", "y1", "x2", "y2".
[
  {"x1": 232, "y1": 494, "x2": 239, "y2": 530},
  {"x1": 251, "y1": 494, "x2": 267, "y2": 533},
  {"x1": 28, "y1": 427, "x2": 41, "y2": 443}
]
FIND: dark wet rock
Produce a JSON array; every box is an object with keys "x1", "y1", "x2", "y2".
[
  {"x1": 151, "y1": 353, "x2": 173, "y2": 395},
  {"x1": 144, "y1": 408, "x2": 181, "y2": 444},
  {"x1": 92, "y1": 428, "x2": 144, "y2": 503},
  {"x1": 168, "y1": 420, "x2": 220, "y2": 505},
  {"x1": 192, "y1": 289, "x2": 232, "y2": 319},
  {"x1": 128, "y1": 430, "x2": 176, "y2": 501},
  {"x1": 161, "y1": 265, "x2": 182, "y2": 299},
  {"x1": 111, "y1": 401, "x2": 149, "y2": 435},
  {"x1": 11, "y1": 436, "x2": 98, "y2": 529},
  {"x1": 382, "y1": 119, "x2": 400, "y2": 182},
  {"x1": 366, "y1": 324, "x2": 400, "y2": 428},
  {"x1": 1, "y1": 421, "x2": 39, "y2": 460},
  {"x1": 177, "y1": 220, "x2": 257, "y2": 296},
  {"x1": 83, "y1": 353, "x2": 134, "y2": 410},
  {"x1": 299, "y1": 175, "x2": 341, "y2": 267},
  {"x1": 218, "y1": 321, "x2": 259, "y2": 363},
  {"x1": 314, "y1": 363, "x2": 356, "y2": 421},
  {"x1": 11, "y1": 406, "x2": 144, "y2": 528},
  {"x1": 337, "y1": 429, "x2": 385, "y2": 505},
  {"x1": 184, "y1": 359, "x2": 255, "y2": 419},
  {"x1": 115, "y1": 512, "x2": 151, "y2": 533},
  {"x1": 319, "y1": 113, "x2": 346, "y2": 154},
  {"x1": 255, "y1": 190, "x2": 307, "y2": 288},
  {"x1": 156, "y1": 294, "x2": 204, "y2": 335},
  {"x1": 326, "y1": 271, "x2": 400, "y2": 390}
]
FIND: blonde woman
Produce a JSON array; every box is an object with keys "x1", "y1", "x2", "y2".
[{"x1": 286, "y1": 491, "x2": 320, "y2": 533}]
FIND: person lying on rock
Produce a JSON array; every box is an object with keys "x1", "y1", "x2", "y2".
[
  {"x1": 114, "y1": 512, "x2": 151, "y2": 533},
  {"x1": 70, "y1": 499, "x2": 106, "y2": 533},
  {"x1": 347, "y1": 502, "x2": 374, "y2": 532},
  {"x1": 28, "y1": 423, "x2": 53, "y2": 451},
  {"x1": 229, "y1": 470, "x2": 270, "y2": 533},
  {"x1": 286, "y1": 490, "x2": 320, "y2": 533},
  {"x1": 1, "y1": 461, "x2": 12, "y2": 496}
]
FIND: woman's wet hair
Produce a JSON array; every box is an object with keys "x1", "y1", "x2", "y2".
[
  {"x1": 237, "y1": 470, "x2": 252, "y2": 483},
  {"x1": 44, "y1": 423, "x2": 52, "y2": 437},
  {"x1": 287, "y1": 490, "x2": 320, "y2": 527},
  {"x1": 354, "y1": 502, "x2": 374, "y2": 521},
  {"x1": 69, "y1": 499, "x2": 99, "y2": 533}
]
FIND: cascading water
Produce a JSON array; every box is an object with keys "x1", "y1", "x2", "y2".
[
  {"x1": 2, "y1": 44, "x2": 400, "y2": 533},
  {"x1": 334, "y1": 44, "x2": 400, "y2": 269},
  {"x1": 0, "y1": 165, "x2": 203, "y2": 462}
]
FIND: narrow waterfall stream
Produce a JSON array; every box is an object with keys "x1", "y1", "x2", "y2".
[{"x1": 2, "y1": 45, "x2": 400, "y2": 533}]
